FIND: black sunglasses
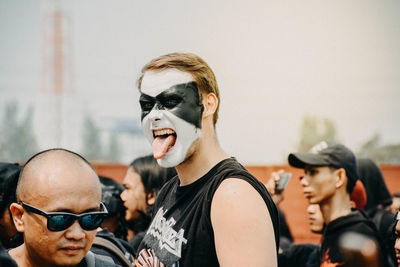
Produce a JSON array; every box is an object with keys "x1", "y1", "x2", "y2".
[{"x1": 20, "y1": 202, "x2": 108, "y2": 232}]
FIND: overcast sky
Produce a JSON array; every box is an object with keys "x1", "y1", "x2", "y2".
[{"x1": 1, "y1": 0, "x2": 399, "y2": 164}]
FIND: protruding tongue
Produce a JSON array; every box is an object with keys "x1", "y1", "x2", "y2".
[{"x1": 153, "y1": 135, "x2": 176, "y2": 159}]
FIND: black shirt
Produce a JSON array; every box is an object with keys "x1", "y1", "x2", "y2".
[
  {"x1": 136, "y1": 158, "x2": 279, "y2": 267},
  {"x1": 320, "y1": 210, "x2": 391, "y2": 267}
]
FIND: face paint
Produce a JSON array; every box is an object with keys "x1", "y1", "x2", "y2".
[
  {"x1": 139, "y1": 69, "x2": 204, "y2": 168},
  {"x1": 140, "y1": 82, "x2": 203, "y2": 128}
]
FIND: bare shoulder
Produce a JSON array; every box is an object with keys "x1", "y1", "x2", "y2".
[
  {"x1": 212, "y1": 177, "x2": 264, "y2": 205},
  {"x1": 211, "y1": 177, "x2": 271, "y2": 222},
  {"x1": 211, "y1": 178, "x2": 277, "y2": 267}
]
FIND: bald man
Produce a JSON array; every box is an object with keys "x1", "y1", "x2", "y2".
[{"x1": 8, "y1": 149, "x2": 115, "y2": 267}]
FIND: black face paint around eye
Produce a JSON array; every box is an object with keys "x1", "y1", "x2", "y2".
[{"x1": 140, "y1": 82, "x2": 204, "y2": 128}]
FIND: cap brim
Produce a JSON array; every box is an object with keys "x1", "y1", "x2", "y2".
[{"x1": 288, "y1": 153, "x2": 330, "y2": 169}]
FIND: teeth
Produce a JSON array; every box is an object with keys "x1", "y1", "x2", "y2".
[{"x1": 154, "y1": 129, "x2": 175, "y2": 137}]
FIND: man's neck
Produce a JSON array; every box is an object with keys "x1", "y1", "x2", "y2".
[
  {"x1": 176, "y1": 134, "x2": 228, "y2": 186},
  {"x1": 9, "y1": 245, "x2": 36, "y2": 267},
  {"x1": 9, "y1": 244, "x2": 76, "y2": 267},
  {"x1": 320, "y1": 193, "x2": 352, "y2": 224}
]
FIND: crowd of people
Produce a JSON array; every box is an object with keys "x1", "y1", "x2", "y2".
[{"x1": 0, "y1": 52, "x2": 399, "y2": 267}]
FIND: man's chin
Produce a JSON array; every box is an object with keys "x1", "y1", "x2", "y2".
[
  {"x1": 157, "y1": 139, "x2": 199, "y2": 168},
  {"x1": 55, "y1": 253, "x2": 86, "y2": 266},
  {"x1": 156, "y1": 153, "x2": 183, "y2": 168}
]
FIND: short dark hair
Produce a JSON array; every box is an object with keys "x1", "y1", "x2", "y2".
[
  {"x1": 99, "y1": 176, "x2": 127, "y2": 240},
  {"x1": 0, "y1": 163, "x2": 21, "y2": 217},
  {"x1": 129, "y1": 155, "x2": 176, "y2": 198}
]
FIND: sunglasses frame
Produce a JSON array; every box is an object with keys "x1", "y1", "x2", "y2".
[{"x1": 20, "y1": 201, "x2": 108, "y2": 232}]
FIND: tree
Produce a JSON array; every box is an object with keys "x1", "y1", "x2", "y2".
[
  {"x1": 105, "y1": 132, "x2": 121, "y2": 162},
  {"x1": 81, "y1": 115, "x2": 103, "y2": 161},
  {"x1": 0, "y1": 101, "x2": 39, "y2": 161},
  {"x1": 357, "y1": 133, "x2": 400, "y2": 163},
  {"x1": 297, "y1": 115, "x2": 338, "y2": 152}
]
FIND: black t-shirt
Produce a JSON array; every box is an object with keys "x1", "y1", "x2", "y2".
[
  {"x1": 136, "y1": 157, "x2": 279, "y2": 267},
  {"x1": 320, "y1": 210, "x2": 391, "y2": 267}
]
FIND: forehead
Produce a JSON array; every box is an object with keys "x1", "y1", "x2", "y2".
[
  {"x1": 124, "y1": 168, "x2": 143, "y2": 185},
  {"x1": 140, "y1": 68, "x2": 194, "y2": 97},
  {"x1": 26, "y1": 165, "x2": 100, "y2": 207}
]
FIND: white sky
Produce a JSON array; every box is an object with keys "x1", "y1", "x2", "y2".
[{"x1": 1, "y1": 0, "x2": 399, "y2": 164}]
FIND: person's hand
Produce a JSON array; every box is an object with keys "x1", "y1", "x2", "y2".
[{"x1": 264, "y1": 169, "x2": 285, "y2": 205}]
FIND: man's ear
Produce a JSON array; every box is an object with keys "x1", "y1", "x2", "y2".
[
  {"x1": 335, "y1": 168, "x2": 346, "y2": 189},
  {"x1": 146, "y1": 191, "x2": 156, "y2": 206},
  {"x1": 10, "y1": 203, "x2": 25, "y2": 233},
  {"x1": 202, "y1": 93, "x2": 218, "y2": 119}
]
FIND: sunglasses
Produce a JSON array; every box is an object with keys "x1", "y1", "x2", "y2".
[{"x1": 20, "y1": 202, "x2": 108, "y2": 232}]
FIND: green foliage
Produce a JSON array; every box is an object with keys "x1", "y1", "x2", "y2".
[
  {"x1": 0, "y1": 101, "x2": 39, "y2": 161},
  {"x1": 105, "y1": 133, "x2": 121, "y2": 162},
  {"x1": 297, "y1": 115, "x2": 338, "y2": 152},
  {"x1": 81, "y1": 115, "x2": 122, "y2": 162},
  {"x1": 81, "y1": 115, "x2": 103, "y2": 161},
  {"x1": 357, "y1": 133, "x2": 400, "y2": 163}
]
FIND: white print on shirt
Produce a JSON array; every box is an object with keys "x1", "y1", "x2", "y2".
[{"x1": 146, "y1": 207, "x2": 188, "y2": 258}]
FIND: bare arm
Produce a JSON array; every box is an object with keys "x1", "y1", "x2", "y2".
[{"x1": 211, "y1": 178, "x2": 277, "y2": 267}]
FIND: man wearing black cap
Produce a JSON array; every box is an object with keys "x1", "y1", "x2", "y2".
[{"x1": 288, "y1": 141, "x2": 393, "y2": 266}]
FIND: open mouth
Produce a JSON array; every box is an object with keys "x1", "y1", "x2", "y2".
[{"x1": 152, "y1": 128, "x2": 177, "y2": 159}]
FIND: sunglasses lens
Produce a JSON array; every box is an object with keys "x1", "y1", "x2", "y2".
[
  {"x1": 79, "y1": 214, "x2": 104, "y2": 231},
  {"x1": 48, "y1": 215, "x2": 75, "y2": 231}
]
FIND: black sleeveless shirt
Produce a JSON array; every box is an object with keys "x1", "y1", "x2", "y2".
[{"x1": 136, "y1": 158, "x2": 279, "y2": 267}]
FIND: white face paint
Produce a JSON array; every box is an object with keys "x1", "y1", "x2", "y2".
[
  {"x1": 141, "y1": 69, "x2": 193, "y2": 97},
  {"x1": 140, "y1": 69, "x2": 203, "y2": 168}
]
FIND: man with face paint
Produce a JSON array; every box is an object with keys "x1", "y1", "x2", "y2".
[{"x1": 135, "y1": 53, "x2": 279, "y2": 267}]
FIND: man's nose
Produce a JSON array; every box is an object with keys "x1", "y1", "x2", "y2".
[
  {"x1": 64, "y1": 220, "x2": 86, "y2": 240},
  {"x1": 148, "y1": 109, "x2": 163, "y2": 122},
  {"x1": 120, "y1": 190, "x2": 127, "y2": 201},
  {"x1": 300, "y1": 175, "x2": 309, "y2": 186},
  {"x1": 395, "y1": 238, "x2": 400, "y2": 250}
]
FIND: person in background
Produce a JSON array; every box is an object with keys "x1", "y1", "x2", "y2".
[
  {"x1": 357, "y1": 158, "x2": 396, "y2": 264},
  {"x1": 120, "y1": 155, "x2": 176, "y2": 255},
  {"x1": 289, "y1": 141, "x2": 393, "y2": 266},
  {"x1": 0, "y1": 162, "x2": 23, "y2": 248},
  {"x1": 274, "y1": 163, "x2": 370, "y2": 267},
  {"x1": 91, "y1": 176, "x2": 134, "y2": 266},
  {"x1": 99, "y1": 176, "x2": 128, "y2": 240},
  {"x1": 357, "y1": 158, "x2": 392, "y2": 211},
  {"x1": 394, "y1": 211, "x2": 400, "y2": 266},
  {"x1": 390, "y1": 193, "x2": 400, "y2": 215},
  {"x1": 307, "y1": 179, "x2": 367, "y2": 234},
  {"x1": 307, "y1": 204, "x2": 324, "y2": 234}
]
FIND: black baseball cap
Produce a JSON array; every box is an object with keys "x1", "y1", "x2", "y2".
[{"x1": 288, "y1": 141, "x2": 359, "y2": 193}]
